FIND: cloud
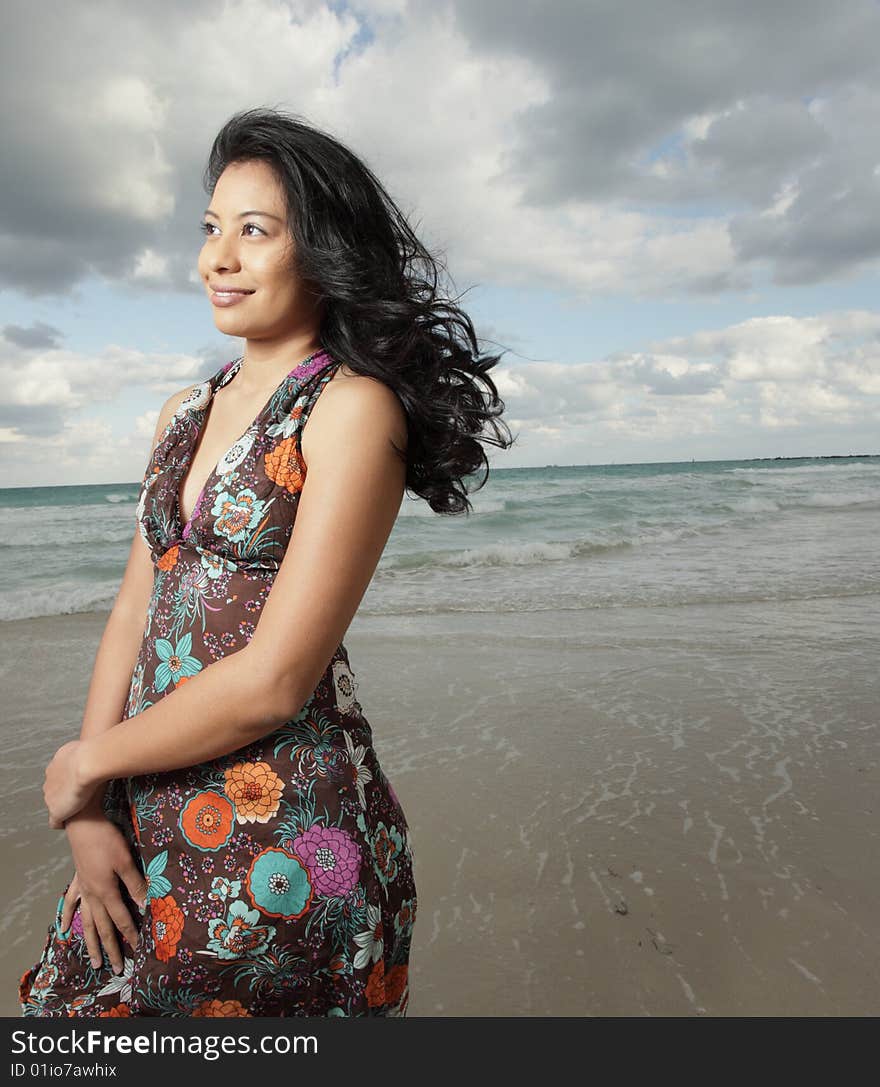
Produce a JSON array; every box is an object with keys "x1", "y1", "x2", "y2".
[
  {"x1": 728, "y1": 87, "x2": 880, "y2": 283},
  {"x1": 444, "y1": 0, "x2": 880, "y2": 285},
  {"x1": 0, "y1": 0, "x2": 358, "y2": 295},
  {"x1": 1, "y1": 308, "x2": 876, "y2": 482},
  {"x1": 495, "y1": 310, "x2": 880, "y2": 461},
  {"x1": 0, "y1": 324, "x2": 220, "y2": 433},
  {"x1": 0, "y1": 326, "x2": 229, "y2": 484},
  {"x1": 4, "y1": 0, "x2": 879, "y2": 302},
  {"x1": 2, "y1": 320, "x2": 64, "y2": 350}
]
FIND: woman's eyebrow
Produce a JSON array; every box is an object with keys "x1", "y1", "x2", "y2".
[{"x1": 203, "y1": 209, "x2": 284, "y2": 221}]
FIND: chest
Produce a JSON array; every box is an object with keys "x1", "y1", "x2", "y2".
[{"x1": 177, "y1": 389, "x2": 273, "y2": 525}]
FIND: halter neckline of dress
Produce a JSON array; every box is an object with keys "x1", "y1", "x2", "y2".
[{"x1": 176, "y1": 347, "x2": 334, "y2": 536}]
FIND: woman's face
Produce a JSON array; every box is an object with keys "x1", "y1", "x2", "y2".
[{"x1": 197, "y1": 159, "x2": 320, "y2": 342}]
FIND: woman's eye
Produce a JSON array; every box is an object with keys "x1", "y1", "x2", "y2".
[{"x1": 199, "y1": 221, "x2": 264, "y2": 236}]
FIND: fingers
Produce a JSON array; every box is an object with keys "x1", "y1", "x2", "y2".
[
  {"x1": 78, "y1": 899, "x2": 106, "y2": 972},
  {"x1": 104, "y1": 892, "x2": 140, "y2": 958},
  {"x1": 86, "y1": 900, "x2": 126, "y2": 976},
  {"x1": 60, "y1": 876, "x2": 80, "y2": 933},
  {"x1": 120, "y1": 862, "x2": 148, "y2": 912}
]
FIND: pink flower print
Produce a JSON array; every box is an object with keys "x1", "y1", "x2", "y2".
[{"x1": 292, "y1": 825, "x2": 361, "y2": 896}]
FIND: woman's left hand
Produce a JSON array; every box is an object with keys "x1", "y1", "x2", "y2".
[{"x1": 43, "y1": 740, "x2": 99, "y2": 828}]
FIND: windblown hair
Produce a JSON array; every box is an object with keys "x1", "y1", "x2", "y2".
[{"x1": 203, "y1": 106, "x2": 516, "y2": 515}]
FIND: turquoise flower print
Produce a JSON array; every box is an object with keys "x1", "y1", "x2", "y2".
[
  {"x1": 394, "y1": 898, "x2": 417, "y2": 939},
  {"x1": 154, "y1": 632, "x2": 202, "y2": 691},
  {"x1": 206, "y1": 900, "x2": 275, "y2": 960},
  {"x1": 210, "y1": 488, "x2": 266, "y2": 544},
  {"x1": 67, "y1": 993, "x2": 96, "y2": 1015},
  {"x1": 208, "y1": 876, "x2": 242, "y2": 906},
  {"x1": 373, "y1": 822, "x2": 405, "y2": 888},
  {"x1": 31, "y1": 962, "x2": 59, "y2": 994},
  {"x1": 274, "y1": 715, "x2": 348, "y2": 779},
  {"x1": 144, "y1": 851, "x2": 172, "y2": 902},
  {"x1": 245, "y1": 847, "x2": 313, "y2": 920},
  {"x1": 199, "y1": 549, "x2": 238, "y2": 580}
]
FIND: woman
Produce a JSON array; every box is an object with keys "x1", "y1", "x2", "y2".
[{"x1": 18, "y1": 107, "x2": 513, "y2": 1017}]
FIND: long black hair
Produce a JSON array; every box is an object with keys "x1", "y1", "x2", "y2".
[{"x1": 202, "y1": 106, "x2": 516, "y2": 515}]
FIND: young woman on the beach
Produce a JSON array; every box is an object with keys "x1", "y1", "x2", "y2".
[{"x1": 19, "y1": 107, "x2": 512, "y2": 1017}]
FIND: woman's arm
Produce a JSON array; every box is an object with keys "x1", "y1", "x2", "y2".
[
  {"x1": 59, "y1": 375, "x2": 407, "y2": 802},
  {"x1": 69, "y1": 385, "x2": 198, "y2": 814},
  {"x1": 54, "y1": 384, "x2": 200, "y2": 968},
  {"x1": 72, "y1": 542, "x2": 153, "y2": 796}
]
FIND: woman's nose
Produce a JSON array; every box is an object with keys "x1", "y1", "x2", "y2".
[{"x1": 207, "y1": 235, "x2": 241, "y2": 272}]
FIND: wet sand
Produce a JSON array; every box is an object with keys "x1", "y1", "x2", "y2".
[{"x1": 2, "y1": 594, "x2": 878, "y2": 1016}]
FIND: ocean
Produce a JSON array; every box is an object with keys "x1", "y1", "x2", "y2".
[{"x1": 2, "y1": 455, "x2": 878, "y2": 622}]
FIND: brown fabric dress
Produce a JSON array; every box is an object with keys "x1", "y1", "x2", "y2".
[{"x1": 19, "y1": 348, "x2": 417, "y2": 1017}]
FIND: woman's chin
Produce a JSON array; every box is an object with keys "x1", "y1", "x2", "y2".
[{"x1": 212, "y1": 314, "x2": 250, "y2": 335}]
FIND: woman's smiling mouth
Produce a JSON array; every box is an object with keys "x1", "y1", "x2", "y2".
[{"x1": 210, "y1": 286, "x2": 255, "y2": 306}]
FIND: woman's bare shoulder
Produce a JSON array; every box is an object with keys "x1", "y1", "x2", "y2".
[
  {"x1": 149, "y1": 380, "x2": 203, "y2": 451},
  {"x1": 303, "y1": 365, "x2": 408, "y2": 461}
]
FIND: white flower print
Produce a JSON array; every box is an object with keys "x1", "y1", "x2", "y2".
[
  {"x1": 96, "y1": 955, "x2": 135, "y2": 1004},
  {"x1": 135, "y1": 471, "x2": 158, "y2": 547},
  {"x1": 265, "y1": 393, "x2": 310, "y2": 441},
  {"x1": 175, "y1": 381, "x2": 212, "y2": 416},
  {"x1": 343, "y1": 728, "x2": 373, "y2": 810},
  {"x1": 332, "y1": 658, "x2": 360, "y2": 716},
  {"x1": 215, "y1": 428, "x2": 256, "y2": 477},
  {"x1": 352, "y1": 903, "x2": 383, "y2": 970}
]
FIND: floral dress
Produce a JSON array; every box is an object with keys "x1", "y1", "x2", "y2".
[{"x1": 19, "y1": 348, "x2": 417, "y2": 1018}]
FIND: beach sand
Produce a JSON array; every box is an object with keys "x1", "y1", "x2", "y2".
[{"x1": 2, "y1": 594, "x2": 878, "y2": 1016}]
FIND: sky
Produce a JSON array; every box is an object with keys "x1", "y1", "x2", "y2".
[{"x1": 1, "y1": 0, "x2": 879, "y2": 487}]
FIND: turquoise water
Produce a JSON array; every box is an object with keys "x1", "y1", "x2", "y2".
[{"x1": 1, "y1": 456, "x2": 878, "y2": 621}]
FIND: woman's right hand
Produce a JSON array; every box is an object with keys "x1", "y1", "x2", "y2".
[{"x1": 61, "y1": 811, "x2": 148, "y2": 975}]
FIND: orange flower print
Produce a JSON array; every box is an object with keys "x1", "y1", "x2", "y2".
[
  {"x1": 129, "y1": 798, "x2": 141, "y2": 845},
  {"x1": 157, "y1": 544, "x2": 179, "y2": 571},
  {"x1": 264, "y1": 430, "x2": 306, "y2": 495},
  {"x1": 179, "y1": 791, "x2": 235, "y2": 851},
  {"x1": 18, "y1": 968, "x2": 33, "y2": 1005},
  {"x1": 151, "y1": 895, "x2": 185, "y2": 962},
  {"x1": 329, "y1": 954, "x2": 350, "y2": 977},
  {"x1": 99, "y1": 1004, "x2": 131, "y2": 1017},
  {"x1": 192, "y1": 998, "x2": 251, "y2": 1017},
  {"x1": 365, "y1": 959, "x2": 385, "y2": 1008},
  {"x1": 384, "y1": 963, "x2": 408, "y2": 1006},
  {"x1": 224, "y1": 762, "x2": 284, "y2": 824}
]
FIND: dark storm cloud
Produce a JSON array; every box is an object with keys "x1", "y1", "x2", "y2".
[{"x1": 444, "y1": 0, "x2": 880, "y2": 283}]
